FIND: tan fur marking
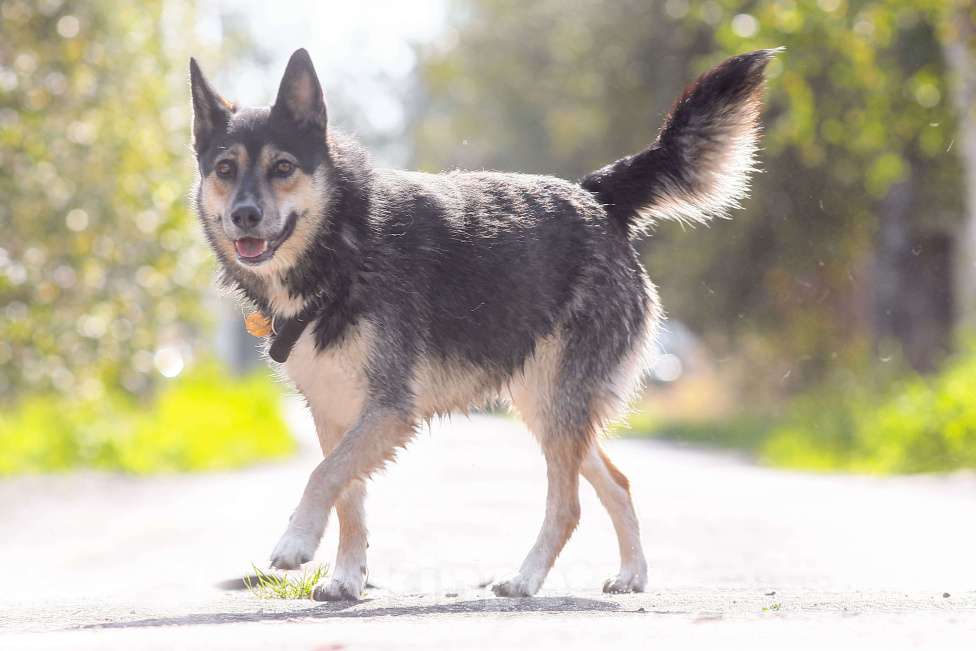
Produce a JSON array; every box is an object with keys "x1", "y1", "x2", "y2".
[
  {"x1": 200, "y1": 175, "x2": 237, "y2": 264},
  {"x1": 599, "y1": 447, "x2": 630, "y2": 491},
  {"x1": 275, "y1": 171, "x2": 302, "y2": 193},
  {"x1": 198, "y1": 146, "x2": 248, "y2": 264},
  {"x1": 411, "y1": 356, "x2": 500, "y2": 420},
  {"x1": 246, "y1": 147, "x2": 329, "y2": 299},
  {"x1": 199, "y1": 144, "x2": 246, "y2": 221},
  {"x1": 580, "y1": 443, "x2": 647, "y2": 592},
  {"x1": 269, "y1": 168, "x2": 327, "y2": 269},
  {"x1": 507, "y1": 332, "x2": 564, "y2": 436}
]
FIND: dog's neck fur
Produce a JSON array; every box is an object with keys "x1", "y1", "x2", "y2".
[{"x1": 220, "y1": 131, "x2": 372, "y2": 345}]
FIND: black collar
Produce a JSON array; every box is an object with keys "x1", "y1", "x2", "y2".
[{"x1": 268, "y1": 301, "x2": 319, "y2": 364}]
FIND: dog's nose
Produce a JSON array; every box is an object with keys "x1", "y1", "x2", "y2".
[{"x1": 230, "y1": 202, "x2": 262, "y2": 229}]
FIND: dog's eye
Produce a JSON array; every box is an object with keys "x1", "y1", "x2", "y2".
[
  {"x1": 273, "y1": 160, "x2": 295, "y2": 178},
  {"x1": 215, "y1": 160, "x2": 236, "y2": 179}
]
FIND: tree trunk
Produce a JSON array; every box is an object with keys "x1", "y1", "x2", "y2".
[
  {"x1": 942, "y1": 3, "x2": 976, "y2": 331},
  {"x1": 873, "y1": 174, "x2": 954, "y2": 372}
]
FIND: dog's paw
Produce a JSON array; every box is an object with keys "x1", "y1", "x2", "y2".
[
  {"x1": 312, "y1": 575, "x2": 364, "y2": 602},
  {"x1": 269, "y1": 530, "x2": 318, "y2": 570},
  {"x1": 602, "y1": 570, "x2": 647, "y2": 594},
  {"x1": 491, "y1": 573, "x2": 543, "y2": 598}
]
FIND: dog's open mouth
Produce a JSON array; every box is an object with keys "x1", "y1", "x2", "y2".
[{"x1": 234, "y1": 212, "x2": 298, "y2": 265}]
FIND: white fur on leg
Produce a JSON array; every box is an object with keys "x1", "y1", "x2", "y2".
[
  {"x1": 313, "y1": 481, "x2": 369, "y2": 601},
  {"x1": 270, "y1": 512, "x2": 327, "y2": 570},
  {"x1": 492, "y1": 440, "x2": 582, "y2": 598},
  {"x1": 313, "y1": 564, "x2": 366, "y2": 601},
  {"x1": 308, "y1": 416, "x2": 370, "y2": 601},
  {"x1": 491, "y1": 570, "x2": 546, "y2": 598},
  {"x1": 580, "y1": 444, "x2": 648, "y2": 593},
  {"x1": 314, "y1": 567, "x2": 366, "y2": 601},
  {"x1": 491, "y1": 492, "x2": 580, "y2": 597},
  {"x1": 603, "y1": 571, "x2": 647, "y2": 594}
]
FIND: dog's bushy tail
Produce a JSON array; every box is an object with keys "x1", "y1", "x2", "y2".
[{"x1": 581, "y1": 49, "x2": 779, "y2": 238}]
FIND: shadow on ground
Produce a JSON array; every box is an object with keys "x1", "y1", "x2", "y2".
[
  {"x1": 214, "y1": 576, "x2": 381, "y2": 591},
  {"x1": 78, "y1": 597, "x2": 621, "y2": 630}
]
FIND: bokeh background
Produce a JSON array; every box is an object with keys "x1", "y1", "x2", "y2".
[{"x1": 2, "y1": 0, "x2": 975, "y2": 475}]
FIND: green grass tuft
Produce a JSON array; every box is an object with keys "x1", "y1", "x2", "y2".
[{"x1": 243, "y1": 564, "x2": 329, "y2": 600}]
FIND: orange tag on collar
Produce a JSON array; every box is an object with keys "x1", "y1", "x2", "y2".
[{"x1": 244, "y1": 311, "x2": 272, "y2": 337}]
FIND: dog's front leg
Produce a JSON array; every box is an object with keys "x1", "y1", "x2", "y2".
[
  {"x1": 313, "y1": 479, "x2": 369, "y2": 600},
  {"x1": 270, "y1": 409, "x2": 415, "y2": 571}
]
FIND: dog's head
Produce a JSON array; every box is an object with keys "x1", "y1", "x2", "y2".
[{"x1": 189, "y1": 49, "x2": 330, "y2": 276}]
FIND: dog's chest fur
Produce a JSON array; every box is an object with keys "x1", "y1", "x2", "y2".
[{"x1": 284, "y1": 323, "x2": 371, "y2": 431}]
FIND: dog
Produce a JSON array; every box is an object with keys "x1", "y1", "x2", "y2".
[{"x1": 189, "y1": 47, "x2": 774, "y2": 600}]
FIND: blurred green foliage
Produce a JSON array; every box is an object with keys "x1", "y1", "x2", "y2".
[
  {"x1": 0, "y1": 1, "x2": 294, "y2": 475},
  {"x1": 626, "y1": 348, "x2": 976, "y2": 473},
  {"x1": 764, "y1": 348, "x2": 976, "y2": 472},
  {"x1": 622, "y1": 410, "x2": 774, "y2": 454},
  {"x1": 0, "y1": 0, "x2": 209, "y2": 403},
  {"x1": 0, "y1": 362, "x2": 293, "y2": 474},
  {"x1": 413, "y1": 1, "x2": 976, "y2": 473},
  {"x1": 682, "y1": 0, "x2": 965, "y2": 377},
  {"x1": 410, "y1": 0, "x2": 966, "y2": 389}
]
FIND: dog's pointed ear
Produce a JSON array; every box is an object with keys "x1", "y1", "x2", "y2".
[
  {"x1": 189, "y1": 57, "x2": 233, "y2": 154},
  {"x1": 272, "y1": 49, "x2": 327, "y2": 131}
]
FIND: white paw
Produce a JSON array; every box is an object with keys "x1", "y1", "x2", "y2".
[
  {"x1": 491, "y1": 573, "x2": 544, "y2": 598},
  {"x1": 603, "y1": 568, "x2": 647, "y2": 594},
  {"x1": 269, "y1": 530, "x2": 319, "y2": 570},
  {"x1": 312, "y1": 574, "x2": 365, "y2": 602}
]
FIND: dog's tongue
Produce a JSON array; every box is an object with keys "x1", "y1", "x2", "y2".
[{"x1": 235, "y1": 238, "x2": 268, "y2": 259}]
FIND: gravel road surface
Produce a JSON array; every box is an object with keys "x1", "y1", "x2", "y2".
[{"x1": 2, "y1": 401, "x2": 974, "y2": 649}]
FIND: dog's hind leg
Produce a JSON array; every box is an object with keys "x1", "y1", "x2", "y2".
[
  {"x1": 500, "y1": 263, "x2": 655, "y2": 597},
  {"x1": 491, "y1": 429, "x2": 587, "y2": 598},
  {"x1": 496, "y1": 339, "x2": 592, "y2": 597},
  {"x1": 270, "y1": 408, "x2": 414, "y2": 573},
  {"x1": 580, "y1": 443, "x2": 648, "y2": 593}
]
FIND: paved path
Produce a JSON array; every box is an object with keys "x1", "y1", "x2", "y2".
[{"x1": 1, "y1": 400, "x2": 975, "y2": 649}]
